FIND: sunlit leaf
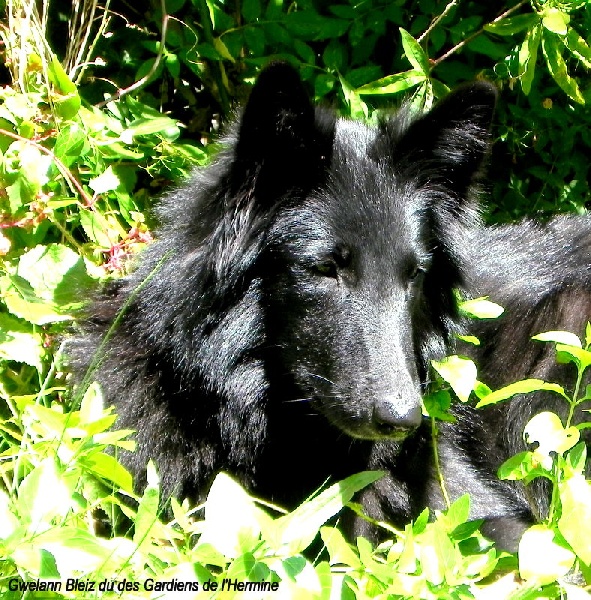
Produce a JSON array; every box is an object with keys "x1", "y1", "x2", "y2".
[
  {"x1": 563, "y1": 28, "x2": 591, "y2": 68},
  {"x1": 431, "y1": 355, "x2": 477, "y2": 403},
  {"x1": 484, "y1": 13, "x2": 538, "y2": 36},
  {"x1": 400, "y1": 28, "x2": 430, "y2": 74},
  {"x1": 476, "y1": 379, "x2": 567, "y2": 408},
  {"x1": 524, "y1": 411, "x2": 579, "y2": 460},
  {"x1": 199, "y1": 473, "x2": 264, "y2": 558},
  {"x1": 542, "y1": 30, "x2": 584, "y2": 104},
  {"x1": 459, "y1": 297, "x2": 504, "y2": 319},
  {"x1": 541, "y1": 7, "x2": 570, "y2": 36},
  {"x1": 519, "y1": 24, "x2": 542, "y2": 95},
  {"x1": 558, "y1": 474, "x2": 591, "y2": 564},
  {"x1": 519, "y1": 524, "x2": 575, "y2": 584},
  {"x1": 357, "y1": 70, "x2": 426, "y2": 96},
  {"x1": 533, "y1": 330, "x2": 582, "y2": 348}
]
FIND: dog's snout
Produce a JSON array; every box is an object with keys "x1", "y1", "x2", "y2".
[{"x1": 372, "y1": 395, "x2": 422, "y2": 437}]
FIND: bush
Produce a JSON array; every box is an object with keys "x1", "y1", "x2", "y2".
[{"x1": 1, "y1": 0, "x2": 590, "y2": 597}]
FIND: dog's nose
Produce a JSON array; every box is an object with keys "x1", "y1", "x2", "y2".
[{"x1": 372, "y1": 396, "x2": 422, "y2": 437}]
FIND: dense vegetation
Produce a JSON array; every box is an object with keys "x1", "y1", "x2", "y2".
[{"x1": 0, "y1": 0, "x2": 590, "y2": 597}]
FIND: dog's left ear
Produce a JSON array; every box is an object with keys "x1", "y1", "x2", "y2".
[
  {"x1": 230, "y1": 62, "x2": 329, "y2": 201},
  {"x1": 395, "y1": 82, "x2": 498, "y2": 190}
]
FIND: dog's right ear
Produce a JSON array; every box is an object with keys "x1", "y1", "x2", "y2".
[{"x1": 230, "y1": 62, "x2": 330, "y2": 201}]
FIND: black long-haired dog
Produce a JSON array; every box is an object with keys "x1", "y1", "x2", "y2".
[{"x1": 73, "y1": 63, "x2": 591, "y2": 550}]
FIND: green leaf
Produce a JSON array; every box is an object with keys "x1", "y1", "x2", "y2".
[
  {"x1": 519, "y1": 24, "x2": 542, "y2": 95},
  {"x1": 431, "y1": 355, "x2": 477, "y2": 403},
  {"x1": 532, "y1": 330, "x2": 582, "y2": 348},
  {"x1": 272, "y1": 471, "x2": 383, "y2": 555},
  {"x1": 542, "y1": 30, "x2": 584, "y2": 104},
  {"x1": 25, "y1": 527, "x2": 113, "y2": 578},
  {"x1": 120, "y1": 115, "x2": 180, "y2": 143},
  {"x1": 357, "y1": 70, "x2": 426, "y2": 96},
  {"x1": 422, "y1": 390, "x2": 455, "y2": 422},
  {"x1": 566, "y1": 441, "x2": 587, "y2": 474},
  {"x1": 339, "y1": 74, "x2": 368, "y2": 119},
  {"x1": 498, "y1": 451, "x2": 537, "y2": 481},
  {"x1": 444, "y1": 494, "x2": 471, "y2": 529},
  {"x1": 0, "y1": 490, "x2": 19, "y2": 538},
  {"x1": 47, "y1": 56, "x2": 81, "y2": 119},
  {"x1": 399, "y1": 28, "x2": 430, "y2": 74},
  {"x1": 133, "y1": 464, "x2": 160, "y2": 549},
  {"x1": 0, "y1": 312, "x2": 45, "y2": 369},
  {"x1": 17, "y1": 243, "x2": 94, "y2": 309},
  {"x1": 558, "y1": 474, "x2": 591, "y2": 564},
  {"x1": 53, "y1": 123, "x2": 87, "y2": 168},
  {"x1": 541, "y1": 8, "x2": 570, "y2": 36},
  {"x1": 498, "y1": 451, "x2": 552, "y2": 483},
  {"x1": 17, "y1": 458, "x2": 75, "y2": 530},
  {"x1": 284, "y1": 12, "x2": 349, "y2": 41},
  {"x1": 199, "y1": 473, "x2": 264, "y2": 558},
  {"x1": 459, "y1": 297, "x2": 504, "y2": 319},
  {"x1": 79, "y1": 452, "x2": 133, "y2": 492},
  {"x1": 1, "y1": 274, "x2": 72, "y2": 325},
  {"x1": 418, "y1": 520, "x2": 458, "y2": 586},
  {"x1": 519, "y1": 524, "x2": 575, "y2": 584},
  {"x1": 524, "y1": 411, "x2": 580, "y2": 457},
  {"x1": 476, "y1": 379, "x2": 567, "y2": 408},
  {"x1": 293, "y1": 40, "x2": 316, "y2": 64},
  {"x1": 244, "y1": 26, "x2": 266, "y2": 56},
  {"x1": 89, "y1": 165, "x2": 121, "y2": 195},
  {"x1": 556, "y1": 343, "x2": 591, "y2": 370},
  {"x1": 320, "y1": 527, "x2": 362, "y2": 569},
  {"x1": 79, "y1": 209, "x2": 114, "y2": 248},
  {"x1": 563, "y1": 28, "x2": 591, "y2": 68},
  {"x1": 484, "y1": 13, "x2": 538, "y2": 36},
  {"x1": 456, "y1": 334, "x2": 480, "y2": 346}
]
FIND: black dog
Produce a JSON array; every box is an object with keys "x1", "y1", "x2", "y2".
[{"x1": 72, "y1": 63, "x2": 590, "y2": 549}]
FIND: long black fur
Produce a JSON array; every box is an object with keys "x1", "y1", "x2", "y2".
[{"x1": 72, "y1": 63, "x2": 591, "y2": 549}]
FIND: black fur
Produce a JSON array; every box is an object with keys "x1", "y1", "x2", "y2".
[{"x1": 71, "y1": 63, "x2": 590, "y2": 550}]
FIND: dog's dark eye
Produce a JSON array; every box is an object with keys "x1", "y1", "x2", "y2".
[
  {"x1": 313, "y1": 259, "x2": 338, "y2": 278},
  {"x1": 408, "y1": 265, "x2": 426, "y2": 282},
  {"x1": 311, "y1": 245, "x2": 351, "y2": 279}
]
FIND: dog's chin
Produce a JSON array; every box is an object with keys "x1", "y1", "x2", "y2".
[
  {"x1": 345, "y1": 425, "x2": 414, "y2": 443},
  {"x1": 321, "y1": 410, "x2": 416, "y2": 443}
]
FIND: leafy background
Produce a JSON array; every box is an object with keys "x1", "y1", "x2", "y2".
[{"x1": 0, "y1": 0, "x2": 590, "y2": 598}]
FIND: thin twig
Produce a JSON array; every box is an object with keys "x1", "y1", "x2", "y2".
[
  {"x1": 418, "y1": 0, "x2": 462, "y2": 44},
  {"x1": 0, "y1": 127, "x2": 93, "y2": 205},
  {"x1": 432, "y1": 0, "x2": 530, "y2": 68},
  {"x1": 431, "y1": 417, "x2": 451, "y2": 509},
  {"x1": 95, "y1": 0, "x2": 168, "y2": 107}
]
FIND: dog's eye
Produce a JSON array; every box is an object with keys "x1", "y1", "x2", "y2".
[
  {"x1": 313, "y1": 259, "x2": 338, "y2": 279},
  {"x1": 408, "y1": 265, "x2": 426, "y2": 282}
]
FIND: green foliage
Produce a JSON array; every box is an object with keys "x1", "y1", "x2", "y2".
[
  {"x1": 426, "y1": 326, "x2": 591, "y2": 596},
  {"x1": 1, "y1": 0, "x2": 591, "y2": 597}
]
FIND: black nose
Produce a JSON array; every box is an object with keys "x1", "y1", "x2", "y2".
[{"x1": 372, "y1": 397, "x2": 422, "y2": 437}]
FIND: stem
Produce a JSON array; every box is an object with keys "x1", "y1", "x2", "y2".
[
  {"x1": 0, "y1": 127, "x2": 123, "y2": 251},
  {"x1": 194, "y1": 0, "x2": 231, "y2": 116},
  {"x1": 418, "y1": 0, "x2": 462, "y2": 44},
  {"x1": 547, "y1": 458, "x2": 560, "y2": 524},
  {"x1": 565, "y1": 366, "x2": 584, "y2": 428},
  {"x1": 431, "y1": 416, "x2": 451, "y2": 509},
  {"x1": 73, "y1": 250, "x2": 172, "y2": 409},
  {"x1": 0, "y1": 127, "x2": 93, "y2": 205},
  {"x1": 432, "y1": 0, "x2": 530, "y2": 68},
  {"x1": 96, "y1": 0, "x2": 168, "y2": 107}
]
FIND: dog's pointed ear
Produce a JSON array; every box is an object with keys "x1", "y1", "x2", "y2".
[
  {"x1": 395, "y1": 82, "x2": 498, "y2": 189},
  {"x1": 230, "y1": 62, "x2": 328, "y2": 200}
]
